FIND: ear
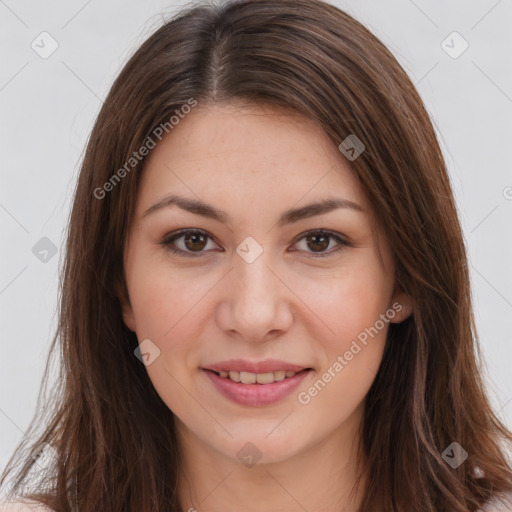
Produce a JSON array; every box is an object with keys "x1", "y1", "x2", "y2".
[
  {"x1": 388, "y1": 286, "x2": 413, "y2": 324},
  {"x1": 121, "y1": 303, "x2": 137, "y2": 332},
  {"x1": 115, "y1": 280, "x2": 137, "y2": 332}
]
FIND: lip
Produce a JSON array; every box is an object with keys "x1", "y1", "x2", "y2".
[
  {"x1": 202, "y1": 367, "x2": 312, "y2": 407},
  {"x1": 203, "y1": 358, "x2": 310, "y2": 374}
]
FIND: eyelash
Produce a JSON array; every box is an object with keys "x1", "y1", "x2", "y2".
[{"x1": 159, "y1": 229, "x2": 350, "y2": 258}]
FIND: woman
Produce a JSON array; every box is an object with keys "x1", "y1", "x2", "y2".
[{"x1": 1, "y1": 0, "x2": 511, "y2": 510}]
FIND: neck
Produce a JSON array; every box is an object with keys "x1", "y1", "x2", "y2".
[{"x1": 175, "y1": 405, "x2": 367, "y2": 512}]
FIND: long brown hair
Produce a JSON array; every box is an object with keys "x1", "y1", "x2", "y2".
[{"x1": 2, "y1": 0, "x2": 511, "y2": 510}]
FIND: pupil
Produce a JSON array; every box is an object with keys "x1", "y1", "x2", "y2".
[
  {"x1": 182, "y1": 233, "x2": 330, "y2": 252},
  {"x1": 308, "y1": 234, "x2": 329, "y2": 252},
  {"x1": 185, "y1": 233, "x2": 207, "y2": 251}
]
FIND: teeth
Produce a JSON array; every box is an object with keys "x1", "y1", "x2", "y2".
[
  {"x1": 273, "y1": 370, "x2": 286, "y2": 381},
  {"x1": 216, "y1": 369, "x2": 300, "y2": 384},
  {"x1": 256, "y1": 372, "x2": 274, "y2": 384},
  {"x1": 229, "y1": 371, "x2": 241, "y2": 382},
  {"x1": 240, "y1": 371, "x2": 256, "y2": 384}
]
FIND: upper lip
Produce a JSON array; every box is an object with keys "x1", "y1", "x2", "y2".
[{"x1": 203, "y1": 359, "x2": 311, "y2": 374}]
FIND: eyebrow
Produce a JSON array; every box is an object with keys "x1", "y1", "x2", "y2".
[{"x1": 142, "y1": 194, "x2": 364, "y2": 227}]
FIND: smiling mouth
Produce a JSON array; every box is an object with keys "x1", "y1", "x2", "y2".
[{"x1": 205, "y1": 368, "x2": 312, "y2": 385}]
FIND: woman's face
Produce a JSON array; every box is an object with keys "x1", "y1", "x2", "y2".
[{"x1": 121, "y1": 102, "x2": 412, "y2": 465}]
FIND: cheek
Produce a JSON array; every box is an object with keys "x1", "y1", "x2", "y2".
[
  {"x1": 294, "y1": 260, "x2": 391, "y2": 417},
  {"x1": 128, "y1": 256, "x2": 213, "y2": 340},
  {"x1": 126, "y1": 263, "x2": 207, "y2": 415},
  {"x1": 291, "y1": 257, "x2": 392, "y2": 416},
  {"x1": 126, "y1": 258, "x2": 222, "y2": 407},
  {"x1": 293, "y1": 257, "x2": 392, "y2": 349},
  {"x1": 297, "y1": 274, "x2": 390, "y2": 420}
]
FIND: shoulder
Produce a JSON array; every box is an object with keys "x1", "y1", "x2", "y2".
[
  {"x1": 480, "y1": 494, "x2": 512, "y2": 512},
  {"x1": 0, "y1": 501, "x2": 54, "y2": 512}
]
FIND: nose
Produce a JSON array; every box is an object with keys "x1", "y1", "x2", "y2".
[{"x1": 215, "y1": 249, "x2": 294, "y2": 343}]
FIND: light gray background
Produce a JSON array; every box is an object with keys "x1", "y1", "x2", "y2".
[{"x1": 1, "y1": 0, "x2": 511, "y2": 474}]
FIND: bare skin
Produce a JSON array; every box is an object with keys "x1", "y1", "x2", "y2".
[{"x1": 120, "y1": 102, "x2": 413, "y2": 512}]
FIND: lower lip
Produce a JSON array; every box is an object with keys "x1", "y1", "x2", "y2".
[{"x1": 202, "y1": 369, "x2": 311, "y2": 406}]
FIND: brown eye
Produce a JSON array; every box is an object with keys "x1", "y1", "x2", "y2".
[
  {"x1": 293, "y1": 230, "x2": 349, "y2": 257},
  {"x1": 161, "y1": 229, "x2": 349, "y2": 259},
  {"x1": 160, "y1": 229, "x2": 220, "y2": 257},
  {"x1": 306, "y1": 233, "x2": 330, "y2": 252},
  {"x1": 183, "y1": 232, "x2": 208, "y2": 251}
]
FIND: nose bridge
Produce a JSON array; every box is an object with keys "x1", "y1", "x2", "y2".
[
  {"x1": 233, "y1": 234, "x2": 275, "y2": 292},
  {"x1": 221, "y1": 241, "x2": 291, "y2": 340},
  {"x1": 234, "y1": 246, "x2": 276, "y2": 309}
]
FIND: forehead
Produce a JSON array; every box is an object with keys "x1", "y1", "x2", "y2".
[{"x1": 136, "y1": 102, "x2": 368, "y2": 217}]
